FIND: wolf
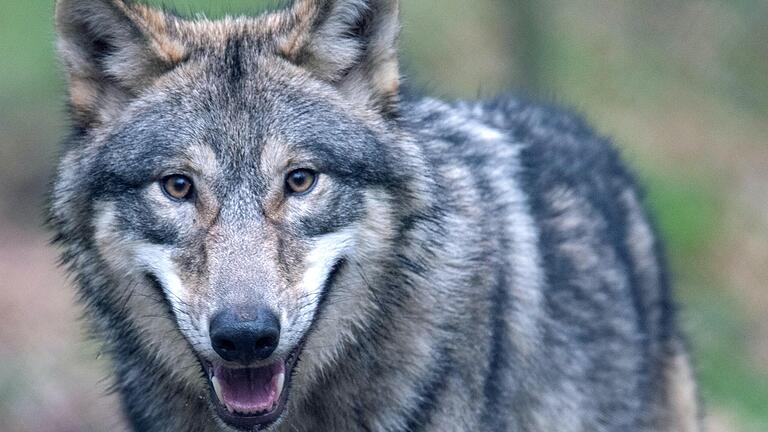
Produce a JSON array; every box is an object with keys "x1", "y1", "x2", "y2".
[{"x1": 49, "y1": 0, "x2": 700, "y2": 431}]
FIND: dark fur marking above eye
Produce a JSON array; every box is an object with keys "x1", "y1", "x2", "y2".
[{"x1": 224, "y1": 37, "x2": 244, "y2": 83}]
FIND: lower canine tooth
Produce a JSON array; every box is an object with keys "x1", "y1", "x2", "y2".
[
  {"x1": 212, "y1": 376, "x2": 224, "y2": 402},
  {"x1": 276, "y1": 371, "x2": 285, "y2": 399}
]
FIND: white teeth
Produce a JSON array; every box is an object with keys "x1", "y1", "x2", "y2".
[
  {"x1": 238, "y1": 408, "x2": 265, "y2": 416},
  {"x1": 276, "y1": 371, "x2": 285, "y2": 400},
  {"x1": 212, "y1": 376, "x2": 224, "y2": 403},
  {"x1": 211, "y1": 376, "x2": 235, "y2": 413}
]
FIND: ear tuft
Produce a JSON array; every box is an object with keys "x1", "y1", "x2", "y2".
[
  {"x1": 55, "y1": 0, "x2": 186, "y2": 127},
  {"x1": 282, "y1": 0, "x2": 401, "y2": 115}
]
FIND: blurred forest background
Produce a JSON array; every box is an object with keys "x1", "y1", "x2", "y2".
[{"x1": 1, "y1": 1, "x2": 767, "y2": 431}]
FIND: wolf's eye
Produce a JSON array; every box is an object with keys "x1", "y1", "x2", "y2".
[
  {"x1": 285, "y1": 169, "x2": 317, "y2": 195},
  {"x1": 161, "y1": 175, "x2": 194, "y2": 201}
]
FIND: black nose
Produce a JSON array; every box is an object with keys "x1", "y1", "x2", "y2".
[{"x1": 209, "y1": 306, "x2": 281, "y2": 364}]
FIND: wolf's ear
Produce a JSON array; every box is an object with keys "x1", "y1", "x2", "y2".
[
  {"x1": 282, "y1": 0, "x2": 400, "y2": 115},
  {"x1": 55, "y1": 0, "x2": 186, "y2": 127}
]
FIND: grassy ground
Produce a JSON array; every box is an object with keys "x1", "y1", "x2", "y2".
[{"x1": 0, "y1": 1, "x2": 766, "y2": 430}]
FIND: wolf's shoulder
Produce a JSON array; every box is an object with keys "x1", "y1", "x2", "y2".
[
  {"x1": 479, "y1": 96, "x2": 638, "y2": 193},
  {"x1": 404, "y1": 95, "x2": 638, "y2": 191}
]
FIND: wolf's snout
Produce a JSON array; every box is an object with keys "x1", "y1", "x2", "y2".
[{"x1": 209, "y1": 307, "x2": 281, "y2": 364}]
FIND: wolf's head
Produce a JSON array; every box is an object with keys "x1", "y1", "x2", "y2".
[{"x1": 51, "y1": 0, "x2": 428, "y2": 429}]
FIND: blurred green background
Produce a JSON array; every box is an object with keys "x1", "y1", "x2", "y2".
[{"x1": 1, "y1": 1, "x2": 767, "y2": 431}]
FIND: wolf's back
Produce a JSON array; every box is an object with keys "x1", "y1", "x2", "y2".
[{"x1": 398, "y1": 96, "x2": 700, "y2": 431}]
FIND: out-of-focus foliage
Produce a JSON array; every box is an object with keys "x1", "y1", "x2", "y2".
[{"x1": 0, "y1": 1, "x2": 766, "y2": 431}]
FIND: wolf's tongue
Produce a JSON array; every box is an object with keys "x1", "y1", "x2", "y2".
[{"x1": 213, "y1": 362, "x2": 285, "y2": 415}]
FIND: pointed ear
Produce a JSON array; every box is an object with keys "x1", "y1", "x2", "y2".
[
  {"x1": 55, "y1": 0, "x2": 187, "y2": 127},
  {"x1": 282, "y1": 0, "x2": 400, "y2": 115}
]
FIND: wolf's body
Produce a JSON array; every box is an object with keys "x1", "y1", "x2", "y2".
[{"x1": 50, "y1": 0, "x2": 699, "y2": 431}]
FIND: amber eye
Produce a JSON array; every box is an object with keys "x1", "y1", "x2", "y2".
[
  {"x1": 161, "y1": 175, "x2": 194, "y2": 200},
  {"x1": 285, "y1": 169, "x2": 317, "y2": 195}
]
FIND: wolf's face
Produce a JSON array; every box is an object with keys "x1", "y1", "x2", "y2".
[{"x1": 52, "y1": 0, "x2": 418, "y2": 429}]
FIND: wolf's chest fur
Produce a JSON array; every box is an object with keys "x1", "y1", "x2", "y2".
[{"x1": 51, "y1": 0, "x2": 699, "y2": 431}]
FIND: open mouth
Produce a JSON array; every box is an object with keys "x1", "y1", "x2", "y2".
[
  {"x1": 196, "y1": 260, "x2": 346, "y2": 429},
  {"x1": 203, "y1": 349, "x2": 300, "y2": 430}
]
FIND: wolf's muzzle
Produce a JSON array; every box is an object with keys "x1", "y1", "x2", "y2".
[
  {"x1": 209, "y1": 306, "x2": 281, "y2": 364},
  {"x1": 205, "y1": 305, "x2": 296, "y2": 428}
]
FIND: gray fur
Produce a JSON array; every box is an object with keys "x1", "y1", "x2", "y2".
[{"x1": 50, "y1": 0, "x2": 700, "y2": 431}]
